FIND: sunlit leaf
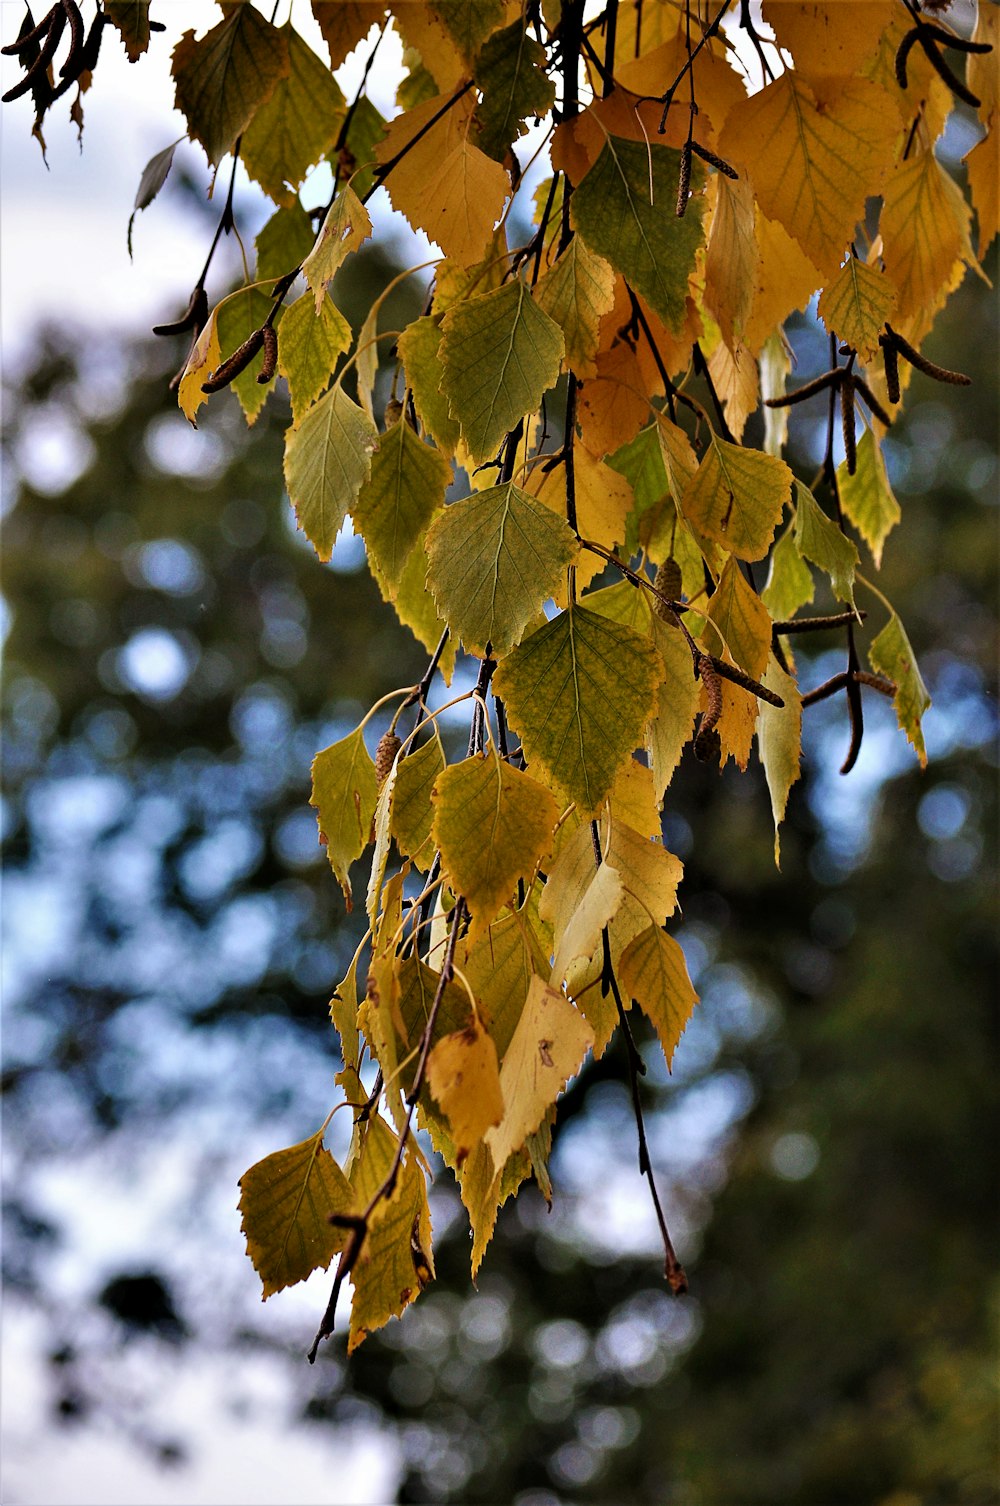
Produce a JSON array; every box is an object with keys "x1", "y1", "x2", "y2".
[
  {"x1": 837, "y1": 429, "x2": 900, "y2": 568},
  {"x1": 869, "y1": 611, "x2": 931, "y2": 767},
  {"x1": 618, "y1": 926, "x2": 698, "y2": 1070},
  {"x1": 757, "y1": 653, "x2": 802, "y2": 866},
  {"x1": 817, "y1": 255, "x2": 897, "y2": 365},
  {"x1": 347, "y1": 1116, "x2": 433, "y2": 1352},
  {"x1": 302, "y1": 185, "x2": 372, "y2": 314},
  {"x1": 427, "y1": 1020, "x2": 504, "y2": 1160},
  {"x1": 793, "y1": 480, "x2": 858, "y2": 607},
  {"x1": 277, "y1": 292, "x2": 352, "y2": 421},
  {"x1": 681, "y1": 436, "x2": 792, "y2": 564},
  {"x1": 310, "y1": 726, "x2": 379, "y2": 907},
  {"x1": 241, "y1": 24, "x2": 344, "y2": 205},
  {"x1": 353, "y1": 419, "x2": 452, "y2": 591},
  {"x1": 283, "y1": 383, "x2": 378, "y2": 561}
]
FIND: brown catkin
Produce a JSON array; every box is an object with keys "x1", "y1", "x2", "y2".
[
  {"x1": 840, "y1": 373, "x2": 857, "y2": 475},
  {"x1": 202, "y1": 327, "x2": 265, "y2": 393},
  {"x1": 257, "y1": 323, "x2": 278, "y2": 384},
  {"x1": 881, "y1": 336, "x2": 901, "y2": 404},
  {"x1": 375, "y1": 731, "x2": 402, "y2": 785},
  {"x1": 694, "y1": 654, "x2": 723, "y2": 761},
  {"x1": 676, "y1": 141, "x2": 692, "y2": 218},
  {"x1": 653, "y1": 558, "x2": 683, "y2": 620}
]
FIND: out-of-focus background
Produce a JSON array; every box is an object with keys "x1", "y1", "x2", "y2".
[{"x1": 2, "y1": 9, "x2": 997, "y2": 1505}]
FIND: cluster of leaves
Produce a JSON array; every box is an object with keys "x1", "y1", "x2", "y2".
[{"x1": 6, "y1": 0, "x2": 993, "y2": 1358}]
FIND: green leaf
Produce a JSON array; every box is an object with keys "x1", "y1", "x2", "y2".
[
  {"x1": 347, "y1": 1116, "x2": 433, "y2": 1352},
  {"x1": 331, "y1": 949, "x2": 362, "y2": 1079},
  {"x1": 241, "y1": 23, "x2": 345, "y2": 205},
  {"x1": 432, "y1": 754, "x2": 559, "y2": 936},
  {"x1": 439, "y1": 281, "x2": 565, "y2": 466},
  {"x1": 277, "y1": 292, "x2": 352, "y2": 421},
  {"x1": 283, "y1": 383, "x2": 378, "y2": 561},
  {"x1": 757, "y1": 653, "x2": 802, "y2": 866},
  {"x1": 817, "y1": 255, "x2": 897, "y2": 363},
  {"x1": 171, "y1": 7, "x2": 289, "y2": 167},
  {"x1": 571, "y1": 136, "x2": 705, "y2": 333},
  {"x1": 340, "y1": 94, "x2": 386, "y2": 200},
  {"x1": 238, "y1": 1126, "x2": 356, "y2": 1299},
  {"x1": 397, "y1": 315, "x2": 462, "y2": 455},
  {"x1": 534, "y1": 236, "x2": 616, "y2": 378},
  {"x1": 619, "y1": 926, "x2": 698, "y2": 1070},
  {"x1": 459, "y1": 913, "x2": 547, "y2": 1061},
  {"x1": 608, "y1": 424, "x2": 670, "y2": 554},
  {"x1": 353, "y1": 420, "x2": 452, "y2": 591},
  {"x1": 425, "y1": 482, "x2": 579, "y2": 657},
  {"x1": 838, "y1": 429, "x2": 901, "y2": 568},
  {"x1": 762, "y1": 527, "x2": 815, "y2": 620},
  {"x1": 302, "y1": 185, "x2": 372, "y2": 314},
  {"x1": 310, "y1": 726, "x2": 379, "y2": 907},
  {"x1": 474, "y1": 19, "x2": 556, "y2": 161},
  {"x1": 681, "y1": 435, "x2": 792, "y2": 562},
  {"x1": 371, "y1": 528, "x2": 457, "y2": 683},
  {"x1": 391, "y1": 729, "x2": 446, "y2": 869},
  {"x1": 215, "y1": 284, "x2": 279, "y2": 427},
  {"x1": 127, "y1": 138, "x2": 181, "y2": 254},
  {"x1": 793, "y1": 481, "x2": 858, "y2": 606},
  {"x1": 493, "y1": 604, "x2": 662, "y2": 818},
  {"x1": 869, "y1": 610, "x2": 931, "y2": 766},
  {"x1": 256, "y1": 201, "x2": 316, "y2": 282}
]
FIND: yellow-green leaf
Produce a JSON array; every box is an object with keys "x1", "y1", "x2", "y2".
[
  {"x1": 238, "y1": 1126, "x2": 356, "y2": 1299},
  {"x1": 177, "y1": 309, "x2": 222, "y2": 427},
  {"x1": 425, "y1": 482, "x2": 579, "y2": 656},
  {"x1": 484, "y1": 976, "x2": 593, "y2": 1174},
  {"x1": 432, "y1": 754, "x2": 559, "y2": 935},
  {"x1": 310, "y1": 726, "x2": 379, "y2": 907},
  {"x1": 681, "y1": 435, "x2": 792, "y2": 563},
  {"x1": 459, "y1": 912, "x2": 547, "y2": 1061},
  {"x1": 302, "y1": 185, "x2": 372, "y2": 313},
  {"x1": 427, "y1": 1020, "x2": 504, "y2": 1160},
  {"x1": 171, "y1": 7, "x2": 289, "y2": 167},
  {"x1": 474, "y1": 19, "x2": 556, "y2": 161},
  {"x1": 493, "y1": 604, "x2": 662, "y2": 818},
  {"x1": 241, "y1": 23, "x2": 344, "y2": 205},
  {"x1": 618, "y1": 926, "x2": 698, "y2": 1070},
  {"x1": 881, "y1": 149, "x2": 977, "y2": 328},
  {"x1": 353, "y1": 419, "x2": 452, "y2": 591},
  {"x1": 534, "y1": 237, "x2": 616, "y2": 378},
  {"x1": 256, "y1": 201, "x2": 315, "y2": 282},
  {"x1": 439, "y1": 281, "x2": 565, "y2": 466},
  {"x1": 757, "y1": 653, "x2": 802, "y2": 866},
  {"x1": 216, "y1": 283, "x2": 279, "y2": 427},
  {"x1": 763, "y1": 527, "x2": 814, "y2": 621},
  {"x1": 837, "y1": 429, "x2": 900, "y2": 568},
  {"x1": 283, "y1": 383, "x2": 378, "y2": 561},
  {"x1": 276, "y1": 291, "x2": 352, "y2": 421},
  {"x1": 817, "y1": 255, "x2": 897, "y2": 364},
  {"x1": 572, "y1": 136, "x2": 706, "y2": 333},
  {"x1": 347, "y1": 1116, "x2": 433, "y2": 1352},
  {"x1": 869, "y1": 611, "x2": 931, "y2": 766},
  {"x1": 397, "y1": 315, "x2": 462, "y2": 455},
  {"x1": 391, "y1": 728, "x2": 445, "y2": 870},
  {"x1": 372, "y1": 528, "x2": 457, "y2": 682},
  {"x1": 704, "y1": 171, "x2": 759, "y2": 351},
  {"x1": 793, "y1": 480, "x2": 858, "y2": 606}
]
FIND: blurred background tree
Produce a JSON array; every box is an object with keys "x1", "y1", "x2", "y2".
[{"x1": 2, "y1": 212, "x2": 996, "y2": 1505}]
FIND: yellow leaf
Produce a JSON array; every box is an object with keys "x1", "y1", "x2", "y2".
[
  {"x1": 177, "y1": 309, "x2": 222, "y2": 427},
  {"x1": 719, "y1": 74, "x2": 898, "y2": 278},
  {"x1": 761, "y1": 2, "x2": 894, "y2": 94},
  {"x1": 705, "y1": 556, "x2": 772, "y2": 682},
  {"x1": 302, "y1": 185, "x2": 372, "y2": 314},
  {"x1": 392, "y1": 3, "x2": 466, "y2": 92},
  {"x1": 311, "y1": 725, "x2": 378, "y2": 907},
  {"x1": 704, "y1": 171, "x2": 759, "y2": 351},
  {"x1": 817, "y1": 255, "x2": 897, "y2": 364},
  {"x1": 681, "y1": 435, "x2": 792, "y2": 563},
  {"x1": 525, "y1": 448, "x2": 632, "y2": 598},
  {"x1": 618, "y1": 926, "x2": 698, "y2": 1070},
  {"x1": 171, "y1": 7, "x2": 290, "y2": 167},
  {"x1": 484, "y1": 976, "x2": 593, "y2": 1175},
  {"x1": 542, "y1": 838, "x2": 623, "y2": 988},
  {"x1": 377, "y1": 90, "x2": 510, "y2": 266},
  {"x1": 347, "y1": 1116, "x2": 433, "y2": 1352},
  {"x1": 311, "y1": 2, "x2": 387, "y2": 71},
  {"x1": 757, "y1": 653, "x2": 802, "y2": 866},
  {"x1": 743, "y1": 208, "x2": 822, "y2": 356},
  {"x1": 432, "y1": 753, "x2": 559, "y2": 937},
  {"x1": 965, "y1": 130, "x2": 999, "y2": 258},
  {"x1": 426, "y1": 1020, "x2": 504, "y2": 1160},
  {"x1": 534, "y1": 237, "x2": 616, "y2": 378},
  {"x1": 969, "y1": 7, "x2": 999, "y2": 125},
  {"x1": 238, "y1": 1126, "x2": 356, "y2": 1299},
  {"x1": 459, "y1": 911, "x2": 547, "y2": 1060},
  {"x1": 881, "y1": 150, "x2": 977, "y2": 327},
  {"x1": 706, "y1": 338, "x2": 759, "y2": 445}
]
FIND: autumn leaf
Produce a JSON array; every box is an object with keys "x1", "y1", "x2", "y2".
[
  {"x1": 391, "y1": 729, "x2": 445, "y2": 870},
  {"x1": 757, "y1": 653, "x2": 802, "y2": 866},
  {"x1": 534, "y1": 237, "x2": 616, "y2": 378},
  {"x1": 681, "y1": 435, "x2": 792, "y2": 563},
  {"x1": 302, "y1": 185, "x2": 372, "y2": 314},
  {"x1": 310, "y1": 726, "x2": 379, "y2": 907},
  {"x1": 172, "y1": 6, "x2": 289, "y2": 167},
  {"x1": 239, "y1": 1126, "x2": 356, "y2": 1299},
  {"x1": 425, "y1": 482, "x2": 579, "y2": 656},
  {"x1": 352, "y1": 419, "x2": 452, "y2": 592},
  {"x1": 439, "y1": 281, "x2": 565, "y2": 466},
  {"x1": 618, "y1": 926, "x2": 698, "y2": 1070},
  {"x1": 276, "y1": 292, "x2": 352, "y2": 420},
  {"x1": 793, "y1": 481, "x2": 859, "y2": 607},
  {"x1": 283, "y1": 383, "x2": 379, "y2": 561},
  {"x1": 837, "y1": 430, "x2": 901, "y2": 568},
  {"x1": 494, "y1": 605, "x2": 662, "y2": 818},
  {"x1": 474, "y1": 20, "x2": 556, "y2": 161},
  {"x1": 869, "y1": 611, "x2": 931, "y2": 766},
  {"x1": 817, "y1": 256, "x2": 897, "y2": 364},
  {"x1": 241, "y1": 24, "x2": 344, "y2": 206},
  {"x1": 347, "y1": 1116, "x2": 433, "y2": 1353},
  {"x1": 427, "y1": 1020, "x2": 504, "y2": 1160}
]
